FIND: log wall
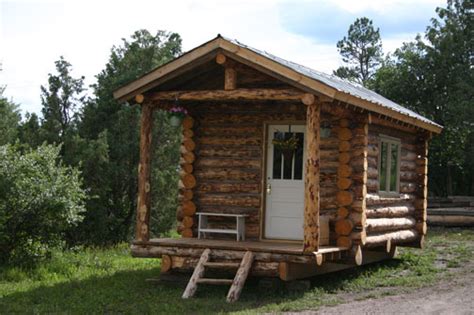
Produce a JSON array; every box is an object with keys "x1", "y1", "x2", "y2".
[
  {"x1": 180, "y1": 102, "x2": 340, "y2": 240},
  {"x1": 365, "y1": 123, "x2": 427, "y2": 248}
]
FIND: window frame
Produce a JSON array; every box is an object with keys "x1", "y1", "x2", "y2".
[{"x1": 378, "y1": 134, "x2": 401, "y2": 196}]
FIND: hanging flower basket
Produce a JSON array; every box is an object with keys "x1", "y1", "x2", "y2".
[
  {"x1": 272, "y1": 135, "x2": 299, "y2": 159},
  {"x1": 168, "y1": 106, "x2": 188, "y2": 127}
]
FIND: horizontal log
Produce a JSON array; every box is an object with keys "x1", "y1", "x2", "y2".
[
  {"x1": 336, "y1": 236, "x2": 352, "y2": 248},
  {"x1": 180, "y1": 174, "x2": 196, "y2": 189},
  {"x1": 400, "y1": 182, "x2": 417, "y2": 193},
  {"x1": 180, "y1": 152, "x2": 195, "y2": 164},
  {"x1": 337, "y1": 165, "x2": 352, "y2": 178},
  {"x1": 400, "y1": 171, "x2": 418, "y2": 182},
  {"x1": 198, "y1": 126, "x2": 261, "y2": 136},
  {"x1": 401, "y1": 149, "x2": 417, "y2": 161},
  {"x1": 339, "y1": 141, "x2": 351, "y2": 152},
  {"x1": 349, "y1": 212, "x2": 366, "y2": 228},
  {"x1": 367, "y1": 144, "x2": 379, "y2": 157},
  {"x1": 337, "y1": 178, "x2": 352, "y2": 190},
  {"x1": 336, "y1": 191, "x2": 353, "y2": 206},
  {"x1": 366, "y1": 193, "x2": 416, "y2": 206},
  {"x1": 195, "y1": 182, "x2": 260, "y2": 194},
  {"x1": 178, "y1": 189, "x2": 193, "y2": 201},
  {"x1": 366, "y1": 217, "x2": 416, "y2": 233},
  {"x1": 181, "y1": 163, "x2": 193, "y2": 174},
  {"x1": 335, "y1": 219, "x2": 354, "y2": 236},
  {"x1": 197, "y1": 194, "x2": 260, "y2": 207},
  {"x1": 183, "y1": 128, "x2": 194, "y2": 138},
  {"x1": 195, "y1": 158, "x2": 260, "y2": 169},
  {"x1": 131, "y1": 245, "x2": 315, "y2": 263},
  {"x1": 151, "y1": 88, "x2": 306, "y2": 102},
  {"x1": 365, "y1": 229, "x2": 419, "y2": 247},
  {"x1": 199, "y1": 136, "x2": 261, "y2": 146},
  {"x1": 338, "y1": 128, "x2": 352, "y2": 141},
  {"x1": 195, "y1": 169, "x2": 259, "y2": 181},
  {"x1": 182, "y1": 201, "x2": 197, "y2": 216},
  {"x1": 367, "y1": 167, "x2": 378, "y2": 179},
  {"x1": 366, "y1": 205, "x2": 415, "y2": 218},
  {"x1": 400, "y1": 160, "x2": 416, "y2": 172},
  {"x1": 198, "y1": 147, "x2": 260, "y2": 158},
  {"x1": 180, "y1": 228, "x2": 193, "y2": 238},
  {"x1": 182, "y1": 216, "x2": 194, "y2": 228},
  {"x1": 182, "y1": 138, "x2": 196, "y2": 151},
  {"x1": 182, "y1": 116, "x2": 194, "y2": 129}
]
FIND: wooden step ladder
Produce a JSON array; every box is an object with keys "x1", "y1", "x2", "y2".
[{"x1": 182, "y1": 248, "x2": 254, "y2": 302}]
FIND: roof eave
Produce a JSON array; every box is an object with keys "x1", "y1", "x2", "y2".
[{"x1": 113, "y1": 37, "x2": 443, "y2": 134}]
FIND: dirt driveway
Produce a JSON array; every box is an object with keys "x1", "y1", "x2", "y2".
[{"x1": 290, "y1": 265, "x2": 474, "y2": 315}]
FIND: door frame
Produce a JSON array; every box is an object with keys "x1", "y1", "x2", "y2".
[{"x1": 259, "y1": 120, "x2": 306, "y2": 243}]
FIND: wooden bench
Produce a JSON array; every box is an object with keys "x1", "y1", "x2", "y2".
[{"x1": 197, "y1": 212, "x2": 248, "y2": 241}]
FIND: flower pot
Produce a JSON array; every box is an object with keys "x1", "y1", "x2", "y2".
[{"x1": 169, "y1": 115, "x2": 183, "y2": 127}]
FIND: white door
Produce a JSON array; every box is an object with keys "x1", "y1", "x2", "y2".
[{"x1": 264, "y1": 124, "x2": 305, "y2": 240}]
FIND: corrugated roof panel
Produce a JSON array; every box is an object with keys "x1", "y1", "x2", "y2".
[{"x1": 226, "y1": 37, "x2": 441, "y2": 129}]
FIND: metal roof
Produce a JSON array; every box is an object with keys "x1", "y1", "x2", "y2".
[{"x1": 225, "y1": 37, "x2": 442, "y2": 130}]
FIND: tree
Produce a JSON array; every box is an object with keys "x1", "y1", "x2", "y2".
[
  {"x1": 40, "y1": 57, "x2": 85, "y2": 146},
  {"x1": 0, "y1": 87, "x2": 21, "y2": 145},
  {"x1": 371, "y1": 0, "x2": 473, "y2": 195},
  {"x1": 335, "y1": 17, "x2": 383, "y2": 86},
  {"x1": 0, "y1": 144, "x2": 86, "y2": 266},
  {"x1": 75, "y1": 30, "x2": 182, "y2": 244},
  {"x1": 18, "y1": 112, "x2": 42, "y2": 148}
]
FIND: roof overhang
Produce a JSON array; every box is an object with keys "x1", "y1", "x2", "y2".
[{"x1": 113, "y1": 36, "x2": 442, "y2": 134}]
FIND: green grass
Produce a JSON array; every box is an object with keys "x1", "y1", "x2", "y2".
[{"x1": 1, "y1": 228, "x2": 473, "y2": 314}]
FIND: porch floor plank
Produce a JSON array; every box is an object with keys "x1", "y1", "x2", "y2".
[{"x1": 133, "y1": 238, "x2": 347, "y2": 256}]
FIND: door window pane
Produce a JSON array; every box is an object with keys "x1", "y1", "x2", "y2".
[
  {"x1": 293, "y1": 132, "x2": 304, "y2": 180},
  {"x1": 272, "y1": 132, "x2": 283, "y2": 179},
  {"x1": 379, "y1": 142, "x2": 388, "y2": 190},
  {"x1": 282, "y1": 132, "x2": 294, "y2": 179}
]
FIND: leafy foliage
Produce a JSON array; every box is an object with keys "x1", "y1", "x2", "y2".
[
  {"x1": 40, "y1": 57, "x2": 85, "y2": 147},
  {"x1": 74, "y1": 29, "x2": 182, "y2": 244},
  {"x1": 370, "y1": 0, "x2": 474, "y2": 195},
  {"x1": 0, "y1": 144, "x2": 86, "y2": 266},
  {"x1": 335, "y1": 17, "x2": 383, "y2": 85},
  {"x1": 0, "y1": 88, "x2": 21, "y2": 145}
]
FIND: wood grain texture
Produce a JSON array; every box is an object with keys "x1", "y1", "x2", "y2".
[
  {"x1": 136, "y1": 103, "x2": 153, "y2": 242},
  {"x1": 303, "y1": 100, "x2": 321, "y2": 252}
]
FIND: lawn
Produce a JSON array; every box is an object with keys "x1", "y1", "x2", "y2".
[{"x1": 1, "y1": 227, "x2": 473, "y2": 314}]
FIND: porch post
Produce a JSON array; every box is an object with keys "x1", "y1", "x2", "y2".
[
  {"x1": 136, "y1": 100, "x2": 153, "y2": 242},
  {"x1": 302, "y1": 94, "x2": 320, "y2": 253}
]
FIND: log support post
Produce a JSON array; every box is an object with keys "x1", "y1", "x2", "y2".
[
  {"x1": 177, "y1": 115, "x2": 197, "y2": 238},
  {"x1": 303, "y1": 94, "x2": 320, "y2": 253},
  {"x1": 136, "y1": 101, "x2": 153, "y2": 242},
  {"x1": 216, "y1": 52, "x2": 237, "y2": 90}
]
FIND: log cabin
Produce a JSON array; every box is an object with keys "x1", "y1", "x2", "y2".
[{"x1": 113, "y1": 35, "x2": 442, "y2": 302}]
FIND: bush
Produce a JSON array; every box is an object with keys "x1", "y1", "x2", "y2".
[{"x1": 0, "y1": 144, "x2": 86, "y2": 266}]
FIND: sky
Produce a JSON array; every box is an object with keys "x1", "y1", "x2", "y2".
[{"x1": 1, "y1": 0, "x2": 445, "y2": 115}]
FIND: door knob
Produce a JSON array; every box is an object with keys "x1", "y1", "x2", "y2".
[{"x1": 266, "y1": 183, "x2": 271, "y2": 194}]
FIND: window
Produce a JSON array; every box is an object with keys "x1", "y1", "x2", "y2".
[{"x1": 379, "y1": 136, "x2": 401, "y2": 193}]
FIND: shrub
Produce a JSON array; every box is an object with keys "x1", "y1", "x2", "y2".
[{"x1": 0, "y1": 144, "x2": 86, "y2": 266}]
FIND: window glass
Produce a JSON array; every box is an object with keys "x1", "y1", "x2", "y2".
[
  {"x1": 282, "y1": 133, "x2": 294, "y2": 179},
  {"x1": 390, "y1": 143, "x2": 399, "y2": 191},
  {"x1": 272, "y1": 132, "x2": 283, "y2": 179},
  {"x1": 379, "y1": 142, "x2": 388, "y2": 190},
  {"x1": 272, "y1": 130, "x2": 304, "y2": 180},
  {"x1": 293, "y1": 132, "x2": 304, "y2": 180}
]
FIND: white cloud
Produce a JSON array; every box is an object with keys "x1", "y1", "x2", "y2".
[{"x1": 1, "y1": 0, "x2": 442, "y2": 115}]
